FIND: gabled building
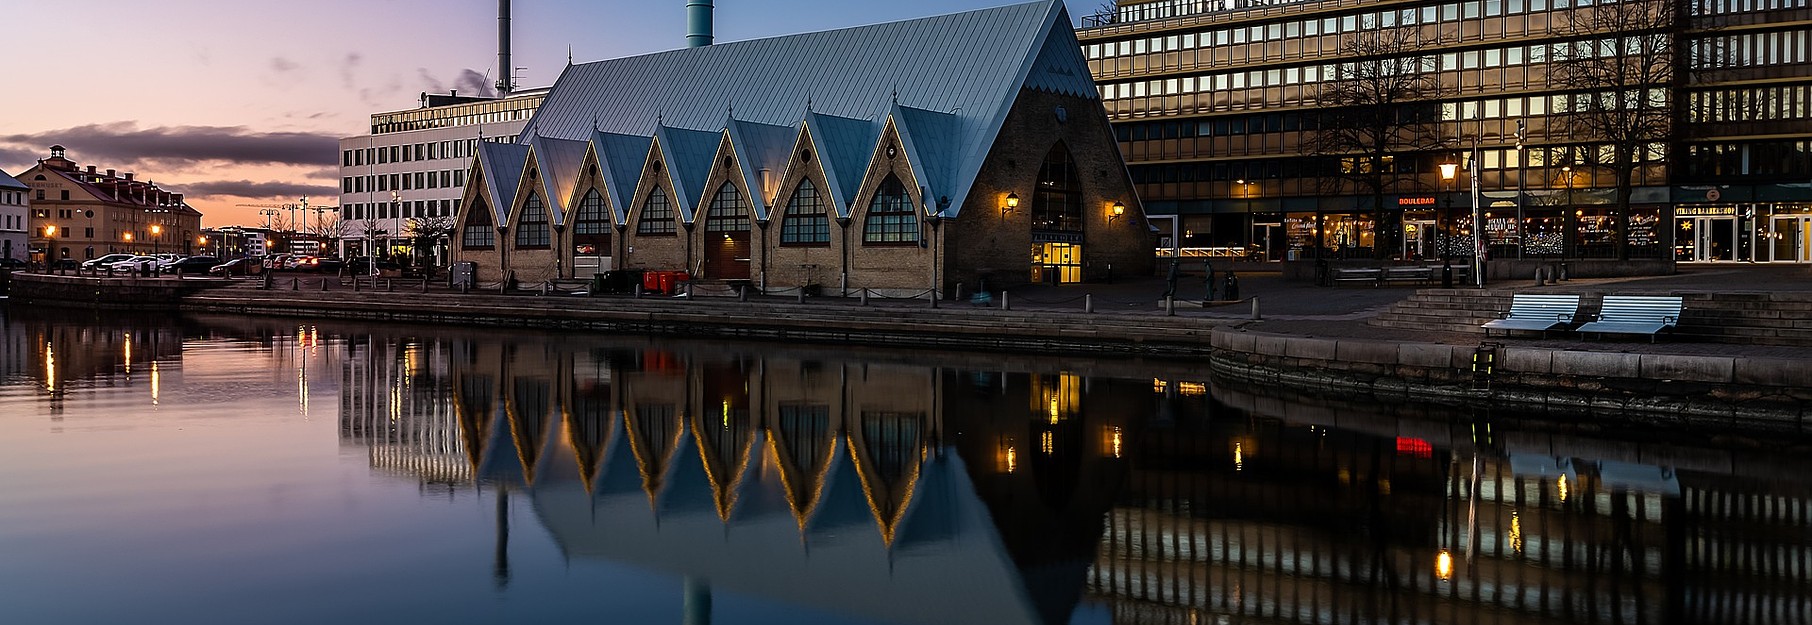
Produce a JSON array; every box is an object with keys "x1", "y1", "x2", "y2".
[
  {"x1": 16, "y1": 146, "x2": 204, "y2": 263},
  {"x1": 0, "y1": 168, "x2": 28, "y2": 262},
  {"x1": 454, "y1": 0, "x2": 1152, "y2": 294}
]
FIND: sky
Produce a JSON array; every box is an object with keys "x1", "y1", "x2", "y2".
[{"x1": 0, "y1": 0, "x2": 1102, "y2": 227}]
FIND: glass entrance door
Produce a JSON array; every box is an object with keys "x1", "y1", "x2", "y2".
[
  {"x1": 1402, "y1": 220, "x2": 1436, "y2": 261},
  {"x1": 1677, "y1": 217, "x2": 1738, "y2": 262},
  {"x1": 1770, "y1": 217, "x2": 1810, "y2": 263}
]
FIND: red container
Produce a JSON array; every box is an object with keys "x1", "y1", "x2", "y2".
[{"x1": 643, "y1": 270, "x2": 665, "y2": 293}]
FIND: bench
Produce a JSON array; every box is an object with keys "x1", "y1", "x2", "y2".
[
  {"x1": 1382, "y1": 266, "x2": 1433, "y2": 285},
  {"x1": 1575, "y1": 295, "x2": 1683, "y2": 342},
  {"x1": 1330, "y1": 267, "x2": 1381, "y2": 285},
  {"x1": 1481, "y1": 294, "x2": 1581, "y2": 337}
]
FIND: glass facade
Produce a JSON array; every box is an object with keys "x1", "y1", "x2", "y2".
[{"x1": 1086, "y1": 0, "x2": 1812, "y2": 262}]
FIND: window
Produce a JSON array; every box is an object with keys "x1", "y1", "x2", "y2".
[
  {"x1": 780, "y1": 180, "x2": 830, "y2": 245},
  {"x1": 862, "y1": 175, "x2": 916, "y2": 244},
  {"x1": 704, "y1": 183, "x2": 750, "y2": 233},
  {"x1": 574, "y1": 189, "x2": 610, "y2": 235},
  {"x1": 637, "y1": 187, "x2": 677, "y2": 235},
  {"x1": 462, "y1": 199, "x2": 495, "y2": 248},
  {"x1": 1032, "y1": 144, "x2": 1084, "y2": 233},
  {"x1": 515, "y1": 194, "x2": 549, "y2": 248}
]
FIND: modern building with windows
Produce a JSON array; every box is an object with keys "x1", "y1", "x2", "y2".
[
  {"x1": 337, "y1": 89, "x2": 547, "y2": 261},
  {"x1": 15, "y1": 146, "x2": 204, "y2": 263},
  {"x1": 453, "y1": 0, "x2": 1151, "y2": 293},
  {"x1": 0, "y1": 168, "x2": 28, "y2": 262},
  {"x1": 1079, "y1": 0, "x2": 1812, "y2": 265}
]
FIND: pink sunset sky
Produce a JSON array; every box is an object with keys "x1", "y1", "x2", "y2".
[{"x1": 0, "y1": 0, "x2": 1098, "y2": 227}]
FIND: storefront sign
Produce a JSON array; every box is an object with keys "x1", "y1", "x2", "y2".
[
  {"x1": 1677, "y1": 206, "x2": 1737, "y2": 217},
  {"x1": 1032, "y1": 232, "x2": 1082, "y2": 244},
  {"x1": 1397, "y1": 197, "x2": 1437, "y2": 206}
]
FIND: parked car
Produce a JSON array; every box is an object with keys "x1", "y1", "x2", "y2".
[
  {"x1": 106, "y1": 256, "x2": 160, "y2": 272},
  {"x1": 208, "y1": 258, "x2": 265, "y2": 277},
  {"x1": 343, "y1": 256, "x2": 403, "y2": 276},
  {"x1": 0, "y1": 258, "x2": 26, "y2": 269},
  {"x1": 163, "y1": 256, "x2": 222, "y2": 275},
  {"x1": 83, "y1": 253, "x2": 135, "y2": 269}
]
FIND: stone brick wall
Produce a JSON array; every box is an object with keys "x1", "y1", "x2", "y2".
[
  {"x1": 453, "y1": 170, "x2": 506, "y2": 283},
  {"x1": 845, "y1": 122, "x2": 939, "y2": 294},
  {"x1": 619, "y1": 147, "x2": 690, "y2": 274},
  {"x1": 757, "y1": 131, "x2": 847, "y2": 292},
  {"x1": 505, "y1": 158, "x2": 559, "y2": 284}
]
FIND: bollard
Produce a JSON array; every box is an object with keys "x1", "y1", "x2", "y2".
[
  {"x1": 1001, "y1": 290, "x2": 1011, "y2": 311},
  {"x1": 386, "y1": 279, "x2": 393, "y2": 292},
  {"x1": 320, "y1": 277, "x2": 328, "y2": 291},
  {"x1": 1165, "y1": 295, "x2": 1175, "y2": 317},
  {"x1": 861, "y1": 289, "x2": 869, "y2": 306},
  {"x1": 353, "y1": 277, "x2": 361, "y2": 291},
  {"x1": 107, "y1": 266, "x2": 115, "y2": 278},
  {"x1": 420, "y1": 278, "x2": 428, "y2": 293},
  {"x1": 261, "y1": 272, "x2": 273, "y2": 290},
  {"x1": 1559, "y1": 263, "x2": 1568, "y2": 281},
  {"x1": 1536, "y1": 267, "x2": 1545, "y2": 285},
  {"x1": 291, "y1": 278, "x2": 299, "y2": 290},
  {"x1": 1251, "y1": 296, "x2": 1261, "y2": 320},
  {"x1": 1084, "y1": 293, "x2": 1094, "y2": 313},
  {"x1": 739, "y1": 285, "x2": 748, "y2": 302},
  {"x1": 954, "y1": 283, "x2": 965, "y2": 302},
  {"x1": 796, "y1": 287, "x2": 805, "y2": 304},
  {"x1": 929, "y1": 287, "x2": 938, "y2": 308},
  {"x1": 634, "y1": 283, "x2": 643, "y2": 298}
]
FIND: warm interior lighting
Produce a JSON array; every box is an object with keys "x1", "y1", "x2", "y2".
[{"x1": 1436, "y1": 549, "x2": 1454, "y2": 580}]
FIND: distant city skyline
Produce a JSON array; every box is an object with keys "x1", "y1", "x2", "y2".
[{"x1": 0, "y1": 0, "x2": 1095, "y2": 227}]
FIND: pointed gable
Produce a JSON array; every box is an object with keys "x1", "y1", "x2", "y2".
[
  {"x1": 0, "y1": 169, "x2": 26, "y2": 191},
  {"x1": 889, "y1": 103, "x2": 962, "y2": 216},
  {"x1": 526, "y1": 136, "x2": 589, "y2": 226},
  {"x1": 516, "y1": 0, "x2": 1077, "y2": 221},
  {"x1": 725, "y1": 119, "x2": 797, "y2": 221},
  {"x1": 590, "y1": 131, "x2": 653, "y2": 223},
  {"x1": 651, "y1": 125, "x2": 721, "y2": 222},
  {"x1": 476, "y1": 142, "x2": 530, "y2": 226},
  {"x1": 800, "y1": 111, "x2": 877, "y2": 218}
]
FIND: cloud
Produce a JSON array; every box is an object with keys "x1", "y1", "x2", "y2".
[
  {"x1": 270, "y1": 57, "x2": 300, "y2": 73},
  {"x1": 0, "y1": 122, "x2": 338, "y2": 169},
  {"x1": 339, "y1": 53, "x2": 362, "y2": 89},
  {"x1": 453, "y1": 69, "x2": 498, "y2": 97},
  {"x1": 179, "y1": 180, "x2": 338, "y2": 200}
]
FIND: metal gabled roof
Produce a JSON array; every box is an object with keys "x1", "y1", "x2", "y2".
[
  {"x1": 800, "y1": 111, "x2": 879, "y2": 218},
  {"x1": 589, "y1": 131, "x2": 653, "y2": 224},
  {"x1": 725, "y1": 118, "x2": 798, "y2": 220},
  {"x1": 0, "y1": 168, "x2": 26, "y2": 191},
  {"x1": 519, "y1": 0, "x2": 1079, "y2": 220},
  {"x1": 477, "y1": 142, "x2": 530, "y2": 226},
  {"x1": 1019, "y1": 9, "x2": 1101, "y2": 99},
  {"x1": 890, "y1": 103, "x2": 962, "y2": 216},
  {"x1": 651, "y1": 125, "x2": 721, "y2": 222},
  {"x1": 526, "y1": 136, "x2": 589, "y2": 226}
]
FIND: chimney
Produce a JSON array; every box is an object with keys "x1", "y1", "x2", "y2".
[
  {"x1": 496, "y1": 0, "x2": 513, "y2": 95},
  {"x1": 87, "y1": 166, "x2": 96, "y2": 174},
  {"x1": 173, "y1": 193, "x2": 184, "y2": 205},
  {"x1": 687, "y1": 1, "x2": 714, "y2": 47},
  {"x1": 451, "y1": 89, "x2": 458, "y2": 98},
  {"x1": 106, "y1": 169, "x2": 116, "y2": 177},
  {"x1": 125, "y1": 173, "x2": 135, "y2": 182}
]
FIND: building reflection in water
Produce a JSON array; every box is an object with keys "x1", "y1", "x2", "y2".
[{"x1": 323, "y1": 325, "x2": 1812, "y2": 625}]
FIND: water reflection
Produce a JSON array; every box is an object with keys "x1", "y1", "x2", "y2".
[{"x1": 5, "y1": 310, "x2": 1810, "y2": 625}]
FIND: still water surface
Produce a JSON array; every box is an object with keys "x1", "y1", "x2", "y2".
[{"x1": 1, "y1": 310, "x2": 1809, "y2": 625}]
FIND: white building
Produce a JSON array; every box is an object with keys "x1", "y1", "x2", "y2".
[
  {"x1": 337, "y1": 89, "x2": 546, "y2": 261},
  {"x1": 0, "y1": 168, "x2": 29, "y2": 262}
]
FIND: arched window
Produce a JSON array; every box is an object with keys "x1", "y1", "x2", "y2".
[
  {"x1": 780, "y1": 180, "x2": 829, "y2": 245},
  {"x1": 637, "y1": 187, "x2": 676, "y2": 235},
  {"x1": 574, "y1": 188, "x2": 610, "y2": 235},
  {"x1": 1031, "y1": 143, "x2": 1083, "y2": 232},
  {"x1": 862, "y1": 175, "x2": 915, "y2": 244},
  {"x1": 515, "y1": 194, "x2": 550, "y2": 248},
  {"x1": 462, "y1": 198, "x2": 495, "y2": 249},
  {"x1": 704, "y1": 183, "x2": 749, "y2": 233}
]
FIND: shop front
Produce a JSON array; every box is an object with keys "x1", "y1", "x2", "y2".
[{"x1": 1672, "y1": 203, "x2": 1812, "y2": 263}]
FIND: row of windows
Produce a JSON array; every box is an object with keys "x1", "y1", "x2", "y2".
[
  {"x1": 369, "y1": 96, "x2": 544, "y2": 135},
  {"x1": 1098, "y1": 37, "x2": 1638, "y2": 102},
  {"x1": 0, "y1": 214, "x2": 22, "y2": 230},
  {"x1": 342, "y1": 199, "x2": 460, "y2": 221},
  {"x1": 1682, "y1": 141, "x2": 1812, "y2": 179},
  {"x1": 1692, "y1": 29, "x2": 1812, "y2": 69},
  {"x1": 1091, "y1": 0, "x2": 1641, "y2": 62},
  {"x1": 0, "y1": 190, "x2": 22, "y2": 206},
  {"x1": 1690, "y1": 84, "x2": 1812, "y2": 123},
  {"x1": 1129, "y1": 142, "x2": 1667, "y2": 184},
  {"x1": 343, "y1": 139, "x2": 483, "y2": 167},
  {"x1": 1692, "y1": 0, "x2": 1811, "y2": 14},
  {"x1": 342, "y1": 169, "x2": 466, "y2": 194}
]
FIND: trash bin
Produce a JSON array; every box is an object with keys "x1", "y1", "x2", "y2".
[
  {"x1": 604, "y1": 269, "x2": 643, "y2": 294},
  {"x1": 643, "y1": 270, "x2": 666, "y2": 293},
  {"x1": 589, "y1": 273, "x2": 607, "y2": 296}
]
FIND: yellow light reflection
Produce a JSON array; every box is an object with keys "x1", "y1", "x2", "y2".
[
  {"x1": 1033, "y1": 373, "x2": 1080, "y2": 422},
  {"x1": 123, "y1": 333, "x2": 132, "y2": 376},
  {"x1": 45, "y1": 341, "x2": 56, "y2": 392},
  {"x1": 1040, "y1": 430, "x2": 1054, "y2": 455},
  {"x1": 1152, "y1": 378, "x2": 1168, "y2": 393},
  {"x1": 1006, "y1": 446, "x2": 1017, "y2": 473},
  {"x1": 1233, "y1": 442, "x2": 1244, "y2": 471},
  {"x1": 1176, "y1": 381, "x2": 1207, "y2": 396},
  {"x1": 1436, "y1": 549, "x2": 1454, "y2": 580},
  {"x1": 1112, "y1": 427, "x2": 1123, "y2": 459},
  {"x1": 722, "y1": 399, "x2": 731, "y2": 429},
  {"x1": 1509, "y1": 510, "x2": 1524, "y2": 554},
  {"x1": 150, "y1": 362, "x2": 160, "y2": 405},
  {"x1": 1558, "y1": 474, "x2": 1570, "y2": 502}
]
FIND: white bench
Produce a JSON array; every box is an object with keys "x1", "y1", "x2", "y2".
[
  {"x1": 1481, "y1": 294, "x2": 1581, "y2": 337},
  {"x1": 1576, "y1": 295, "x2": 1683, "y2": 342}
]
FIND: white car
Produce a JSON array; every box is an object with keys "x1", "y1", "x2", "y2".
[
  {"x1": 106, "y1": 256, "x2": 160, "y2": 272},
  {"x1": 83, "y1": 253, "x2": 135, "y2": 269}
]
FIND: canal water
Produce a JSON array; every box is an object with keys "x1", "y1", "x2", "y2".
[{"x1": 1, "y1": 309, "x2": 1808, "y2": 625}]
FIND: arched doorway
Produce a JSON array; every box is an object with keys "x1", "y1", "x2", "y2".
[
  {"x1": 1031, "y1": 144, "x2": 1084, "y2": 284},
  {"x1": 704, "y1": 183, "x2": 752, "y2": 280}
]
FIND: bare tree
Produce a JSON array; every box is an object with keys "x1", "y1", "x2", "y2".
[
  {"x1": 404, "y1": 216, "x2": 455, "y2": 267},
  {"x1": 315, "y1": 214, "x2": 349, "y2": 255},
  {"x1": 359, "y1": 217, "x2": 383, "y2": 257},
  {"x1": 1305, "y1": 24, "x2": 1446, "y2": 259},
  {"x1": 1550, "y1": 0, "x2": 1681, "y2": 259}
]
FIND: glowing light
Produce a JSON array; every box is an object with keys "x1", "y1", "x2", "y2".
[
  {"x1": 722, "y1": 399, "x2": 731, "y2": 428},
  {"x1": 1436, "y1": 549, "x2": 1454, "y2": 580},
  {"x1": 1176, "y1": 381, "x2": 1208, "y2": 396},
  {"x1": 1112, "y1": 427, "x2": 1123, "y2": 459},
  {"x1": 1040, "y1": 430, "x2": 1054, "y2": 455},
  {"x1": 1233, "y1": 442, "x2": 1244, "y2": 471},
  {"x1": 1509, "y1": 511, "x2": 1524, "y2": 554},
  {"x1": 1152, "y1": 378, "x2": 1168, "y2": 393},
  {"x1": 1006, "y1": 446, "x2": 1017, "y2": 473},
  {"x1": 44, "y1": 342, "x2": 56, "y2": 392},
  {"x1": 1557, "y1": 474, "x2": 1570, "y2": 502},
  {"x1": 150, "y1": 362, "x2": 160, "y2": 405},
  {"x1": 123, "y1": 333, "x2": 132, "y2": 376}
]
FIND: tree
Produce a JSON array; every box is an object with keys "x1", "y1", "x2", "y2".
[
  {"x1": 1550, "y1": 0, "x2": 1681, "y2": 260},
  {"x1": 360, "y1": 217, "x2": 384, "y2": 256},
  {"x1": 315, "y1": 214, "x2": 349, "y2": 256},
  {"x1": 1305, "y1": 24, "x2": 1446, "y2": 259},
  {"x1": 404, "y1": 216, "x2": 455, "y2": 267}
]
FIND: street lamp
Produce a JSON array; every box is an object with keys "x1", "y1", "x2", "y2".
[
  {"x1": 1562, "y1": 165, "x2": 1574, "y2": 259},
  {"x1": 1439, "y1": 159, "x2": 1459, "y2": 288},
  {"x1": 150, "y1": 224, "x2": 162, "y2": 256}
]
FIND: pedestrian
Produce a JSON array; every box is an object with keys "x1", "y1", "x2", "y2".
[{"x1": 1163, "y1": 257, "x2": 1179, "y2": 298}]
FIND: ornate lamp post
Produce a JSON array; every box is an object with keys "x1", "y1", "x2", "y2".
[
  {"x1": 1439, "y1": 159, "x2": 1459, "y2": 288},
  {"x1": 150, "y1": 224, "x2": 162, "y2": 256}
]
